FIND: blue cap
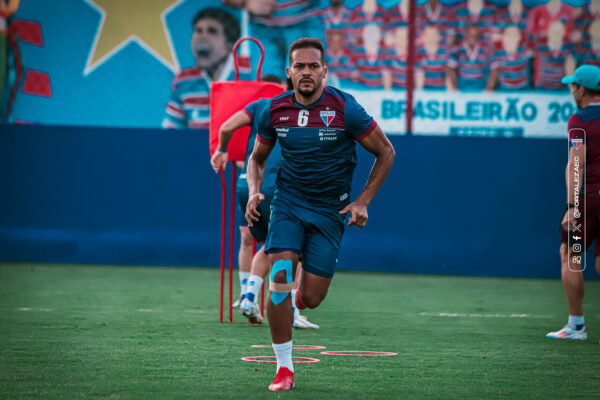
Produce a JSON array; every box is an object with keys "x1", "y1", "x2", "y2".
[{"x1": 562, "y1": 65, "x2": 600, "y2": 90}]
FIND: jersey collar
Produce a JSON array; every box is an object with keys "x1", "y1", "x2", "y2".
[{"x1": 292, "y1": 86, "x2": 327, "y2": 108}]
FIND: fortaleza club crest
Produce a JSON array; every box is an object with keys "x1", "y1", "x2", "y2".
[
  {"x1": 571, "y1": 138, "x2": 583, "y2": 150},
  {"x1": 320, "y1": 110, "x2": 336, "y2": 127}
]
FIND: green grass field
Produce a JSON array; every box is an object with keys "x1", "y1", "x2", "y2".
[{"x1": 1, "y1": 263, "x2": 599, "y2": 399}]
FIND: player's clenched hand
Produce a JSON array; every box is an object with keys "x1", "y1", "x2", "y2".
[
  {"x1": 210, "y1": 151, "x2": 228, "y2": 173},
  {"x1": 561, "y1": 208, "x2": 580, "y2": 231},
  {"x1": 339, "y1": 202, "x2": 368, "y2": 228},
  {"x1": 246, "y1": 193, "x2": 265, "y2": 227}
]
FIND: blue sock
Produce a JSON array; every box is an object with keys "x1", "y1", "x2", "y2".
[{"x1": 568, "y1": 315, "x2": 584, "y2": 331}]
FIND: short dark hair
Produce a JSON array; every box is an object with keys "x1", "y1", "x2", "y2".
[
  {"x1": 573, "y1": 82, "x2": 600, "y2": 97},
  {"x1": 192, "y1": 8, "x2": 240, "y2": 46},
  {"x1": 288, "y1": 38, "x2": 325, "y2": 66}
]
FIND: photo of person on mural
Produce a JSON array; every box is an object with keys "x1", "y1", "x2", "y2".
[{"x1": 162, "y1": 7, "x2": 246, "y2": 130}]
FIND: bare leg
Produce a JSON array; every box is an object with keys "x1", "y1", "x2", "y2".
[
  {"x1": 238, "y1": 226, "x2": 253, "y2": 274},
  {"x1": 267, "y1": 251, "x2": 299, "y2": 344},
  {"x1": 251, "y1": 244, "x2": 270, "y2": 278},
  {"x1": 560, "y1": 243, "x2": 584, "y2": 316},
  {"x1": 297, "y1": 269, "x2": 332, "y2": 309}
]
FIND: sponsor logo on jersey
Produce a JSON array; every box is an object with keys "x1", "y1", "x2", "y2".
[
  {"x1": 280, "y1": 116, "x2": 289, "y2": 121},
  {"x1": 571, "y1": 138, "x2": 583, "y2": 150},
  {"x1": 320, "y1": 110, "x2": 336, "y2": 127},
  {"x1": 276, "y1": 127, "x2": 289, "y2": 137}
]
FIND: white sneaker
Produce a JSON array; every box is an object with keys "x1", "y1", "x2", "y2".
[
  {"x1": 546, "y1": 325, "x2": 587, "y2": 340},
  {"x1": 241, "y1": 298, "x2": 263, "y2": 324},
  {"x1": 293, "y1": 314, "x2": 319, "y2": 329},
  {"x1": 232, "y1": 294, "x2": 245, "y2": 309}
]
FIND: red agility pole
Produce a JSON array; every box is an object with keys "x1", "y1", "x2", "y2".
[
  {"x1": 219, "y1": 172, "x2": 226, "y2": 323},
  {"x1": 210, "y1": 37, "x2": 286, "y2": 323},
  {"x1": 228, "y1": 167, "x2": 236, "y2": 322},
  {"x1": 406, "y1": 0, "x2": 417, "y2": 135}
]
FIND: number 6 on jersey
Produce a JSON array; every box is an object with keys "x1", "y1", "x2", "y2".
[{"x1": 298, "y1": 110, "x2": 309, "y2": 127}]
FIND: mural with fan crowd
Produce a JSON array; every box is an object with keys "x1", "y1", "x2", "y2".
[{"x1": 1, "y1": 0, "x2": 597, "y2": 137}]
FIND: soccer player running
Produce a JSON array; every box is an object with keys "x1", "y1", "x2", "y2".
[
  {"x1": 245, "y1": 38, "x2": 395, "y2": 391},
  {"x1": 210, "y1": 78, "x2": 319, "y2": 329},
  {"x1": 547, "y1": 64, "x2": 600, "y2": 341}
]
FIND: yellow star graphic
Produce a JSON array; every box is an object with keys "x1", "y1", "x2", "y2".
[{"x1": 84, "y1": 0, "x2": 183, "y2": 75}]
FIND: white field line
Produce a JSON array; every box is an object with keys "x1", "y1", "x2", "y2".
[
  {"x1": 416, "y1": 312, "x2": 554, "y2": 319},
  {"x1": 12, "y1": 308, "x2": 205, "y2": 314}
]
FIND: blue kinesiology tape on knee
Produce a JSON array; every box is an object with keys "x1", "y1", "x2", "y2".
[{"x1": 270, "y1": 259, "x2": 293, "y2": 305}]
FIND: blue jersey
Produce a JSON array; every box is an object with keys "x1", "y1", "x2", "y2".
[
  {"x1": 254, "y1": 87, "x2": 377, "y2": 208},
  {"x1": 242, "y1": 99, "x2": 282, "y2": 195}
]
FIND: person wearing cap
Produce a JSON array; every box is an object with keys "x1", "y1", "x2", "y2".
[{"x1": 547, "y1": 64, "x2": 600, "y2": 341}]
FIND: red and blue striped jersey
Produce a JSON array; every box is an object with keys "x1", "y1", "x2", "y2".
[
  {"x1": 448, "y1": 43, "x2": 493, "y2": 90},
  {"x1": 326, "y1": 49, "x2": 354, "y2": 81},
  {"x1": 580, "y1": 48, "x2": 600, "y2": 68},
  {"x1": 254, "y1": 86, "x2": 377, "y2": 207},
  {"x1": 417, "y1": 47, "x2": 450, "y2": 90},
  {"x1": 383, "y1": 46, "x2": 408, "y2": 89},
  {"x1": 573, "y1": 5, "x2": 598, "y2": 40},
  {"x1": 415, "y1": 2, "x2": 453, "y2": 45},
  {"x1": 492, "y1": 4, "x2": 530, "y2": 47},
  {"x1": 351, "y1": 47, "x2": 386, "y2": 89},
  {"x1": 251, "y1": 0, "x2": 322, "y2": 27},
  {"x1": 534, "y1": 43, "x2": 572, "y2": 90},
  {"x1": 450, "y1": 1, "x2": 498, "y2": 44},
  {"x1": 321, "y1": 5, "x2": 353, "y2": 46},
  {"x1": 384, "y1": 5, "x2": 407, "y2": 31},
  {"x1": 490, "y1": 46, "x2": 532, "y2": 90},
  {"x1": 573, "y1": 5, "x2": 599, "y2": 57},
  {"x1": 351, "y1": 4, "x2": 387, "y2": 46}
]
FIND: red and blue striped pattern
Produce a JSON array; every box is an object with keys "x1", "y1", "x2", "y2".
[
  {"x1": 448, "y1": 44, "x2": 492, "y2": 90},
  {"x1": 490, "y1": 47, "x2": 532, "y2": 90},
  {"x1": 252, "y1": 0, "x2": 321, "y2": 27},
  {"x1": 351, "y1": 47, "x2": 386, "y2": 88},
  {"x1": 417, "y1": 47, "x2": 450, "y2": 90},
  {"x1": 535, "y1": 44, "x2": 572, "y2": 90}
]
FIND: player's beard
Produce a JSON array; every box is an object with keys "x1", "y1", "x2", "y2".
[{"x1": 297, "y1": 79, "x2": 319, "y2": 97}]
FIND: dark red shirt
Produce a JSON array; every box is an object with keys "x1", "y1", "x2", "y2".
[{"x1": 568, "y1": 104, "x2": 600, "y2": 197}]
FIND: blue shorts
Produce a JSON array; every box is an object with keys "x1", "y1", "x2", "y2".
[
  {"x1": 236, "y1": 182, "x2": 273, "y2": 241},
  {"x1": 265, "y1": 194, "x2": 345, "y2": 278}
]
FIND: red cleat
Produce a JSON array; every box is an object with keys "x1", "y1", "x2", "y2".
[
  {"x1": 295, "y1": 293, "x2": 306, "y2": 310},
  {"x1": 268, "y1": 367, "x2": 294, "y2": 391}
]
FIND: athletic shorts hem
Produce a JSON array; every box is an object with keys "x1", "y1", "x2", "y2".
[
  {"x1": 301, "y1": 263, "x2": 334, "y2": 279},
  {"x1": 264, "y1": 247, "x2": 301, "y2": 257}
]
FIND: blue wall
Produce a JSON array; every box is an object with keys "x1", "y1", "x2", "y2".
[{"x1": 0, "y1": 124, "x2": 594, "y2": 279}]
